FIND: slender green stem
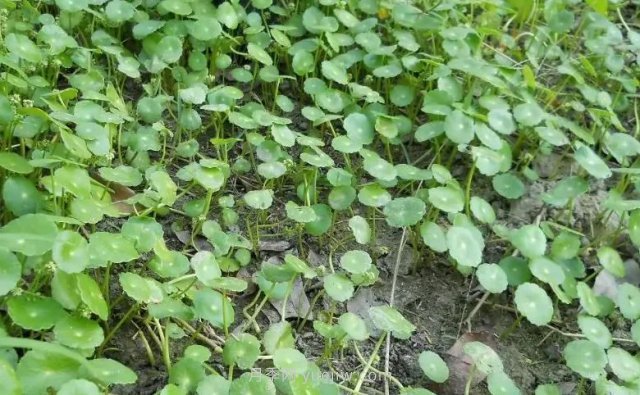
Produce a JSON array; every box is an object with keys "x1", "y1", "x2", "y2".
[
  {"x1": 465, "y1": 162, "x2": 476, "y2": 217},
  {"x1": 99, "y1": 303, "x2": 139, "y2": 355},
  {"x1": 353, "y1": 333, "x2": 387, "y2": 392},
  {"x1": 464, "y1": 364, "x2": 476, "y2": 395}
]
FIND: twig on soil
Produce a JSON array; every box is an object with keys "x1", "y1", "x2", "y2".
[
  {"x1": 383, "y1": 227, "x2": 408, "y2": 395},
  {"x1": 539, "y1": 325, "x2": 636, "y2": 346},
  {"x1": 174, "y1": 319, "x2": 223, "y2": 350},
  {"x1": 457, "y1": 274, "x2": 476, "y2": 339},
  {"x1": 464, "y1": 291, "x2": 490, "y2": 332}
]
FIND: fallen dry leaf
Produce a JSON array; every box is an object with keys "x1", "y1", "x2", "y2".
[
  {"x1": 593, "y1": 259, "x2": 640, "y2": 300},
  {"x1": 437, "y1": 331, "x2": 497, "y2": 395},
  {"x1": 171, "y1": 223, "x2": 212, "y2": 252},
  {"x1": 91, "y1": 171, "x2": 137, "y2": 214},
  {"x1": 258, "y1": 240, "x2": 292, "y2": 252},
  {"x1": 269, "y1": 277, "x2": 312, "y2": 320}
]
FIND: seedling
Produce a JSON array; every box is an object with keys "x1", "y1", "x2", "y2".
[{"x1": 0, "y1": 0, "x2": 638, "y2": 393}]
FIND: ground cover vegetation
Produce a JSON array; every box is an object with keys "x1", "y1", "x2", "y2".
[{"x1": 0, "y1": 0, "x2": 640, "y2": 393}]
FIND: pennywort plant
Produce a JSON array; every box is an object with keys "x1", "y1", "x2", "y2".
[{"x1": 0, "y1": 0, "x2": 639, "y2": 393}]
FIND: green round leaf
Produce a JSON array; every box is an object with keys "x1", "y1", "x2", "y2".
[
  {"x1": 597, "y1": 246, "x2": 625, "y2": 278},
  {"x1": 119, "y1": 272, "x2": 162, "y2": 303},
  {"x1": 344, "y1": 112, "x2": 374, "y2": 145},
  {"x1": 247, "y1": 43, "x2": 273, "y2": 66},
  {"x1": 487, "y1": 371, "x2": 521, "y2": 395},
  {"x1": 383, "y1": 197, "x2": 426, "y2": 227},
  {"x1": 229, "y1": 372, "x2": 275, "y2": 395},
  {"x1": 463, "y1": 341, "x2": 503, "y2": 374},
  {"x1": 574, "y1": 144, "x2": 611, "y2": 179},
  {"x1": 56, "y1": 0, "x2": 88, "y2": 11},
  {"x1": 84, "y1": 358, "x2": 137, "y2": 385},
  {"x1": 390, "y1": 85, "x2": 416, "y2": 107},
  {"x1": 444, "y1": 110, "x2": 474, "y2": 144},
  {"x1": 0, "y1": 249, "x2": 21, "y2": 296},
  {"x1": 514, "y1": 283, "x2": 554, "y2": 326},
  {"x1": 349, "y1": 215, "x2": 371, "y2": 244},
  {"x1": 470, "y1": 196, "x2": 496, "y2": 224},
  {"x1": 2, "y1": 176, "x2": 44, "y2": 216},
  {"x1": 258, "y1": 162, "x2": 287, "y2": 179},
  {"x1": 149, "y1": 250, "x2": 190, "y2": 278},
  {"x1": 488, "y1": 109, "x2": 515, "y2": 135},
  {"x1": 193, "y1": 288, "x2": 235, "y2": 329},
  {"x1": 577, "y1": 315, "x2": 612, "y2": 349},
  {"x1": 331, "y1": 135, "x2": 362, "y2": 153},
  {"x1": 6, "y1": 34, "x2": 42, "y2": 63},
  {"x1": 358, "y1": 184, "x2": 391, "y2": 207},
  {"x1": 89, "y1": 232, "x2": 139, "y2": 264},
  {"x1": 17, "y1": 352, "x2": 81, "y2": 395},
  {"x1": 196, "y1": 376, "x2": 230, "y2": 395},
  {"x1": 510, "y1": 225, "x2": 547, "y2": 258},
  {"x1": 550, "y1": 232, "x2": 581, "y2": 260},
  {"x1": 420, "y1": 221, "x2": 447, "y2": 253},
  {"x1": 54, "y1": 315, "x2": 104, "y2": 349},
  {"x1": 529, "y1": 257, "x2": 565, "y2": 285},
  {"x1": 0, "y1": 152, "x2": 34, "y2": 174},
  {"x1": 58, "y1": 379, "x2": 101, "y2": 395},
  {"x1": 321, "y1": 60, "x2": 348, "y2": 84},
  {"x1": 98, "y1": 165, "x2": 143, "y2": 187},
  {"x1": 328, "y1": 186, "x2": 356, "y2": 210},
  {"x1": 340, "y1": 250, "x2": 372, "y2": 274},
  {"x1": 285, "y1": 201, "x2": 318, "y2": 223},
  {"x1": 513, "y1": 103, "x2": 545, "y2": 127},
  {"x1": 338, "y1": 312, "x2": 369, "y2": 341},
  {"x1": 616, "y1": 283, "x2": 640, "y2": 320},
  {"x1": 105, "y1": 0, "x2": 136, "y2": 23},
  {"x1": 324, "y1": 273, "x2": 354, "y2": 302},
  {"x1": 447, "y1": 226, "x2": 482, "y2": 267},
  {"x1": 428, "y1": 186, "x2": 464, "y2": 213},
  {"x1": 262, "y1": 321, "x2": 295, "y2": 354},
  {"x1": 121, "y1": 217, "x2": 164, "y2": 253},
  {"x1": 273, "y1": 348, "x2": 308, "y2": 375},
  {"x1": 477, "y1": 263, "x2": 508, "y2": 293},
  {"x1": 542, "y1": 176, "x2": 588, "y2": 207},
  {"x1": 304, "y1": 204, "x2": 332, "y2": 236},
  {"x1": 563, "y1": 340, "x2": 607, "y2": 380},
  {"x1": 222, "y1": 333, "x2": 261, "y2": 369},
  {"x1": 499, "y1": 256, "x2": 531, "y2": 286},
  {"x1": 53, "y1": 230, "x2": 89, "y2": 273},
  {"x1": 369, "y1": 305, "x2": 416, "y2": 339},
  {"x1": 607, "y1": 347, "x2": 640, "y2": 382},
  {"x1": 158, "y1": 36, "x2": 183, "y2": 63},
  {"x1": 188, "y1": 18, "x2": 222, "y2": 41},
  {"x1": 0, "y1": 214, "x2": 57, "y2": 256},
  {"x1": 244, "y1": 189, "x2": 273, "y2": 210},
  {"x1": 8, "y1": 294, "x2": 66, "y2": 330},
  {"x1": 492, "y1": 173, "x2": 525, "y2": 199},
  {"x1": 169, "y1": 357, "x2": 204, "y2": 393},
  {"x1": 631, "y1": 320, "x2": 640, "y2": 347},
  {"x1": 77, "y1": 273, "x2": 108, "y2": 320},
  {"x1": 191, "y1": 251, "x2": 222, "y2": 286},
  {"x1": 363, "y1": 156, "x2": 397, "y2": 181},
  {"x1": 418, "y1": 351, "x2": 449, "y2": 383},
  {"x1": 534, "y1": 384, "x2": 561, "y2": 395}
]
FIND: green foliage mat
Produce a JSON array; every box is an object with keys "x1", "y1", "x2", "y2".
[{"x1": 0, "y1": 0, "x2": 639, "y2": 393}]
